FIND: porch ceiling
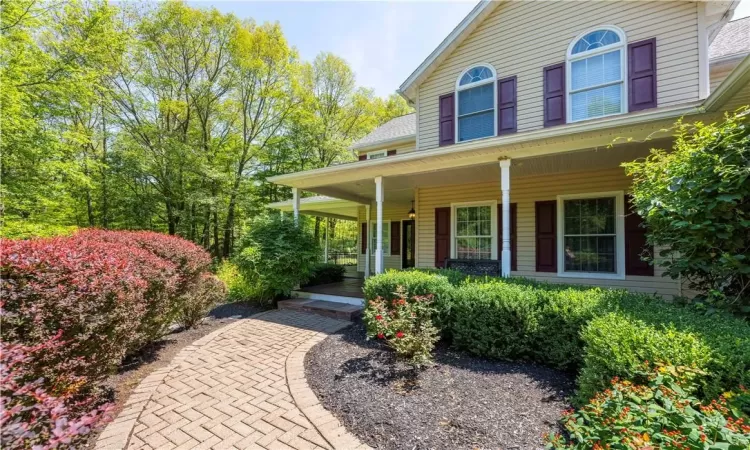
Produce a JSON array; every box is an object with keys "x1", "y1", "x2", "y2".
[{"x1": 298, "y1": 139, "x2": 668, "y2": 204}]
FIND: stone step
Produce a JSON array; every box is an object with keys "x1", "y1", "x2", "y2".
[{"x1": 278, "y1": 298, "x2": 363, "y2": 321}]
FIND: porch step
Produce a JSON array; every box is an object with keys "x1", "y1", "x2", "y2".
[{"x1": 278, "y1": 298, "x2": 363, "y2": 321}]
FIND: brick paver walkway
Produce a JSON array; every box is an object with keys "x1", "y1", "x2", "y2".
[{"x1": 95, "y1": 310, "x2": 369, "y2": 450}]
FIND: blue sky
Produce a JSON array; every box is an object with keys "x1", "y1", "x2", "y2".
[{"x1": 198, "y1": 0, "x2": 750, "y2": 97}]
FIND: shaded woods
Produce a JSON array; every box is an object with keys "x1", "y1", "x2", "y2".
[{"x1": 1, "y1": 0, "x2": 411, "y2": 256}]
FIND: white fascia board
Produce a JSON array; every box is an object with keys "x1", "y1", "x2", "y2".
[
  {"x1": 350, "y1": 135, "x2": 416, "y2": 153},
  {"x1": 704, "y1": 54, "x2": 750, "y2": 111},
  {"x1": 268, "y1": 102, "x2": 702, "y2": 187}
]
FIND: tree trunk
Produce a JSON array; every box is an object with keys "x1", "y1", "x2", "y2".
[{"x1": 100, "y1": 102, "x2": 109, "y2": 228}]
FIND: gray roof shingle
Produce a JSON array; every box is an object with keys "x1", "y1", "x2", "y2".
[
  {"x1": 710, "y1": 17, "x2": 750, "y2": 61},
  {"x1": 351, "y1": 113, "x2": 416, "y2": 149}
]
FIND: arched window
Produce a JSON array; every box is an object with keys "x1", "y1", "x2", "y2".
[
  {"x1": 567, "y1": 27, "x2": 626, "y2": 122},
  {"x1": 456, "y1": 65, "x2": 496, "y2": 142}
]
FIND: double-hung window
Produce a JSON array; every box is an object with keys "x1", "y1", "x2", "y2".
[
  {"x1": 567, "y1": 27, "x2": 627, "y2": 122},
  {"x1": 558, "y1": 193, "x2": 625, "y2": 278},
  {"x1": 370, "y1": 220, "x2": 390, "y2": 256},
  {"x1": 453, "y1": 203, "x2": 494, "y2": 259},
  {"x1": 456, "y1": 65, "x2": 496, "y2": 142}
]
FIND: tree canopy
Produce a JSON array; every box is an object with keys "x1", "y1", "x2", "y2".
[{"x1": 1, "y1": 0, "x2": 412, "y2": 256}]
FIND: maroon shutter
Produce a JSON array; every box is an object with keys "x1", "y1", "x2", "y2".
[
  {"x1": 361, "y1": 222, "x2": 367, "y2": 253},
  {"x1": 390, "y1": 221, "x2": 401, "y2": 255},
  {"x1": 497, "y1": 203, "x2": 518, "y2": 271},
  {"x1": 628, "y1": 38, "x2": 657, "y2": 112},
  {"x1": 435, "y1": 207, "x2": 451, "y2": 268},
  {"x1": 535, "y1": 200, "x2": 557, "y2": 272},
  {"x1": 439, "y1": 93, "x2": 455, "y2": 146},
  {"x1": 358, "y1": 154, "x2": 367, "y2": 161},
  {"x1": 497, "y1": 76, "x2": 517, "y2": 135},
  {"x1": 543, "y1": 63, "x2": 566, "y2": 127},
  {"x1": 387, "y1": 149, "x2": 397, "y2": 156},
  {"x1": 625, "y1": 195, "x2": 654, "y2": 276}
]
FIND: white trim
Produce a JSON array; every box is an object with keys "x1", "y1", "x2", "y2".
[
  {"x1": 366, "y1": 150, "x2": 388, "y2": 160},
  {"x1": 698, "y1": 3, "x2": 710, "y2": 99},
  {"x1": 449, "y1": 200, "x2": 498, "y2": 260},
  {"x1": 556, "y1": 191, "x2": 626, "y2": 280},
  {"x1": 351, "y1": 135, "x2": 415, "y2": 153},
  {"x1": 455, "y1": 64, "x2": 498, "y2": 143},
  {"x1": 415, "y1": 90, "x2": 421, "y2": 150},
  {"x1": 566, "y1": 26, "x2": 628, "y2": 124},
  {"x1": 414, "y1": 188, "x2": 420, "y2": 268}
]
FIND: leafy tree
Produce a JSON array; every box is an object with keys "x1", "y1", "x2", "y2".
[{"x1": 624, "y1": 110, "x2": 750, "y2": 314}]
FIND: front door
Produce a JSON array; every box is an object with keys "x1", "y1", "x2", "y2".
[{"x1": 402, "y1": 220, "x2": 415, "y2": 269}]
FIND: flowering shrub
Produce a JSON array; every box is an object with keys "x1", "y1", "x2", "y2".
[
  {"x1": 364, "y1": 287, "x2": 440, "y2": 368},
  {"x1": 545, "y1": 364, "x2": 750, "y2": 450},
  {"x1": 1, "y1": 335, "x2": 113, "y2": 449}
]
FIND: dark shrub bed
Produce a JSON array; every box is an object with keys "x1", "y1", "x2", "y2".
[
  {"x1": 363, "y1": 270, "x2": 750, "y2": 404},
  {"x1": 302, "y1": 263, "x2": 346, "y2": 287},
  {"x1": 0, "y1": 230, "x2": 225, "y2": 449}
]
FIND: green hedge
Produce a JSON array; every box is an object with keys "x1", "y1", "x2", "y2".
[{"x1": 363, "y1": 270, "x2": 750, "y2": 404}]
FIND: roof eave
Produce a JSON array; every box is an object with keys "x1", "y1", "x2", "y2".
[{"x1": 350, "y1": 135, "x2": 416, "y2": 153}]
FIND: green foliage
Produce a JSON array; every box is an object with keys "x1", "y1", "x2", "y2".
[
  {"x1": 303, "y1": 263, "x2": 346, "y2": 287},
  {"x1": 235, "y1": 215, "x2": 320, "y2": 303},
  {"x1": 364, "y1": 288, "x2": 440, "y2": 368},
  {"x1": 0, "y1": 219, "x2": 78, "y2": 239},
  {"x1": 216, "y1": 260, "x2": 258, "y2": 302},
  {"x1": 0, "y1": 1, "x2": 412, "y2": 257},
  {"x1": 547, "y1": 365, "x2": 750, "y2": 450},
  {"x1": 177, "y1": 274, "x2": 226, "y2": 329},
  {"x1": 363, "y1": 271, "x2": 750, "y2": 405},
  {"x1": 624, "y1": 110, "x2": 750, "y2": 314}
]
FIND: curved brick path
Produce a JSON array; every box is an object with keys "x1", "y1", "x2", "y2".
[{"x1": 95, "y1": 310, "x2": 369, "y2": 450}]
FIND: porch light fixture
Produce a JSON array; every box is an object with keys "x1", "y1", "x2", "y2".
[{"x1": 408, "y1": 201, "x2": 416, "y2": 220}]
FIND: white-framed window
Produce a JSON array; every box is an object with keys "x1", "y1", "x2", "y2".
[
  {"x1": 557, "y1": 192, "x2": 625, "y2": 279},
  {"x1": 369, "y1": 220, "x2": 390, "y2": 256},
  {"x1": 366, "y1": 150, "x2": 388, "y2": 160},
  {"x1": 451, "y1": 201, "x2": 497, "y2": 260},
  {"x1": 567, "y1": 26, "x2": 627, "y2": 123},
  {"x1": 456, "y1": 65, "x2": 497, "y2": 142}
]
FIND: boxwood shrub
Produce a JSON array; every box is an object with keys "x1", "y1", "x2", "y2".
[
  {"x1": 362, "y1": 270, "x2": 750, "y2": 404},
  {"x1": 303, "y1": 263, "x2": 346, "y2": 287}
]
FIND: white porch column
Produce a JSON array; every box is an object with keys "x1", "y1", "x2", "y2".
[
  {"x1": 292, "y1": 188, "x2": 300, "y2": 224},
  {"x1": 324, "y1": 217, "x2": 329, "y2": 263},
  {"x1": 499, "y1": 159, "x2": 511, "y2": 277},
  {"x1": 375, "y1": 176, "x2": 384, "y2": 274},
  {"x1": 364, "y1": 205, "x2": 371, "y2": 278}
]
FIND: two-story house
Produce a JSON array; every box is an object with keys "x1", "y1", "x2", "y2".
[{"x1": 269, "y1": 1, "x2": 750, "y2": 302}]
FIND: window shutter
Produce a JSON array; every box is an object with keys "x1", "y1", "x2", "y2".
[
  {"x1": 358, "y1": 154, "x2": 367, "y2": 161},
  {"x1": 361, "y1": 222, "x2": 367, "y2": 253},
  {"x1": 535, "y1": 200, "x2": 557, "y2": 272},
  {"x1": 387, "y1": 149, "x2": 397, "y2": 156},
  {"x1": 439, "y1": 93, "x2": 455, "y2": 146},
  {"x1": 497, "y1": 203, "x2": 518, "y2": 270},
  {"x1": 543, "y1": 63, "x2": 566, "y2": 127},
  {"x1": 390, "y1": 221, "x2": 401, "y2": 255},
  {"x1": 435, "y1": 207, "x2": 451, "y2": 268},
  {"x1": 628, "y1": 38, "x2": 657, "y2": 112},
  {"x1": 625, "y1": 195, "x2": 654, "y2": 276},
  {"x1": 497, "y1": 76, "x2": 517, "y2": 135}
]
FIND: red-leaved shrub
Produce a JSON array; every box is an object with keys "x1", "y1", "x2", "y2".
[
  {"x1": 1, "y1": 236, "x2": 178, "y2": 384},
  {"x1": 0, "y1": 333, "x2": 114, "y2": 449}
]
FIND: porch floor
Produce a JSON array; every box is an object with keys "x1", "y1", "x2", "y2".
[{"x1": 297, "y1": 278, "x2": 365, "y2": 298}]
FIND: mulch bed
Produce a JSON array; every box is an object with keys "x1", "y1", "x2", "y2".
[
  {"x1": 305, "y1": 322, "x2": 574, "y2": 450},
  {"x1": 84, "y1": 301, "x2": 267, "y2": 447}
]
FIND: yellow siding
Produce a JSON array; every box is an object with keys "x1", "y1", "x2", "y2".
[
  {"x1": 710, "y1": 63, "x2": 735, "y2": 92},
  {"x1": 357, "y1": 204, "x2": 412, "y2": 274},
  {"x1": 417, "y1": 1, "x2": 700, "y2": 150},
  {"x1": 415, "y1": 168, "x2": 681, "y2": 297}
]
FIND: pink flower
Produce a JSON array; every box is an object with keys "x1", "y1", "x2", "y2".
[
  {"x1": 377, "y1": 333, "x2": 384, "y2": 339},
  {"x1": 375, "y1": 314, "x2": 383, "y2": 321},
  {"x1": 396, "y1": 331, "x2": 405, "y2": 339}
]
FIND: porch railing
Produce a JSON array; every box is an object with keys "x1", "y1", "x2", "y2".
[{"x1": 326, "y1": 252, "x2": 357, "y2": 266}]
